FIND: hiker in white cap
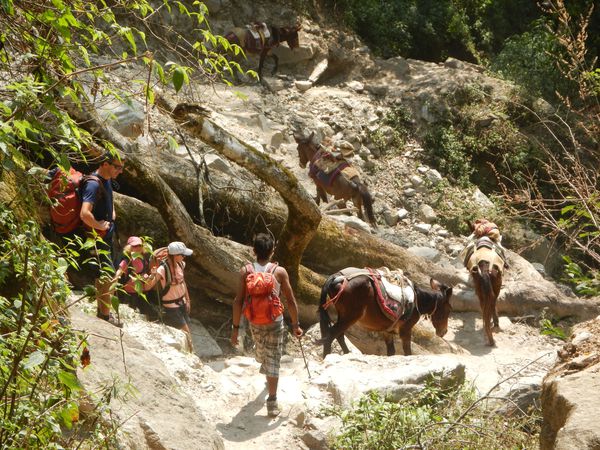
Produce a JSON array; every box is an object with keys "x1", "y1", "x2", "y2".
[{"x1": 146, "y1": 241, "x2": 194, "y2": 350}]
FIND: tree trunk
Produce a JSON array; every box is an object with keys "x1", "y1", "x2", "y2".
[{"x1": 155, "y1": 93, "x2": 322, "y2": 287}]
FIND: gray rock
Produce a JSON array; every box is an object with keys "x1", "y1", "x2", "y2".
[
  {"x1": 407, "y1": 246, "x2": 441, "y2": 262},
  {"x1": 418, "y1": 204, "x2": 437, "y2": 223},
  {"x1": 414, "y1": 223, "x2": 432, "y2": 234},
  {"x1": 295, "y1": 80, "x2": 313, "y2": 92}
]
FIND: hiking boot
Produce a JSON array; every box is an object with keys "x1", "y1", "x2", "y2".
[
  {"x1": 97, "y1": 312, "x2": 123, "y2": 328},
  {"x1": 266, "y1": 399, "x2": 281, "y2": 418}
]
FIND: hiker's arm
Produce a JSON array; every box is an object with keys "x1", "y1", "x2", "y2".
[
  {"x1": 278, "y1": 268, "x2": 303, "y2": 337},
  {"x1": 230, "y1": 267, "x2": 246, "y2": 346},
  {"x1": 80, "y1": 202, "x2": 111, "y2": 232},
  {"x1": 143, "y1": 265, "x2": 161, "y2": 290},
  {"x1": 183, "y1": 265, "x2": 191, "y2": 314}
]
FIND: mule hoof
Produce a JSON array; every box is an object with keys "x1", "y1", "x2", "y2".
[{"x1": 486, "y1": 340, "x2": 496, "y2": 347}]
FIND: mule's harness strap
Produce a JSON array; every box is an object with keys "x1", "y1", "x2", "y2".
[{"x1": 322, "y1": 278, "x2": 348, "y2": 310}]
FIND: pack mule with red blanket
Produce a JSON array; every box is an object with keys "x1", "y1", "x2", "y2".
[{"x1": 318, "y1": 267, "x2": 453, "y2": 357}]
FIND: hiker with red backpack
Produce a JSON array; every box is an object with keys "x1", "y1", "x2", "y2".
[
  {"x1": 78, "y1": 151, "x2": 125, "y2": 327},
  {"x1": 230, "y1": 233, "x2": 303, "y2": 418}
]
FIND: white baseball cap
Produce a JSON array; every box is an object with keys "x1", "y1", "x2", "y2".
[{"x1": 167, "y1": 241, "x2": 193, "y2": 256}]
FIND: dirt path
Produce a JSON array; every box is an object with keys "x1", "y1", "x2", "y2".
[{"x1": 121, "y1": 307, "x2": 560, "y2": 449}]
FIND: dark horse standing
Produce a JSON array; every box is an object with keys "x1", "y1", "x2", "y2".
[
  {"x1": 294, "y1": 132, "x2": 377, "y2": 226},
  {"x1": 224, "y1": 23, "x2": 301, "y2": 77},
  {"x1": 318, "y1": 268, "x2": 453, "y2": 357}
]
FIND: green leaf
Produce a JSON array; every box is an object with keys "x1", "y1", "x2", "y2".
[
  {"x1": 58, "y1": 370, "x2": 81, "y2": 391},
  {"x1": 173, "y1": 67, "x2": 185, "y2": 92},
  {"x1": 561, "y1": 204, "x2": 575, "y2": 215},
  {"x1": 23, "y1": 350, "x2": 46, "y2": 370}
]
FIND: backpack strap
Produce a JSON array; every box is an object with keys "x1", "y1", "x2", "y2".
[
  {"x1": 266, "y1": 262, "x2": 278, "y2": 274},
  {"x1": 80, "y1": 174, "x2": 106, "y2": 202},
  {"x1": 159, "y1": 260, "x2": 172, "y2": 298}
]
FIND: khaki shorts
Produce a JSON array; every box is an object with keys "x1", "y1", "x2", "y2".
[{"x1": 250, "y1": 319, "x2": 284, "y2": 378}]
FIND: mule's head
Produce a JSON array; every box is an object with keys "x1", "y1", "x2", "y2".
[
  {"x1": 281, "y1": 23, "x2": 301, "y2": 49},
  {"x1": 428, "y1": 278, "x2": 453, "y2": 338},
  {"x1": 293, "y1": 131, "x2": 316, "y2": 168}
]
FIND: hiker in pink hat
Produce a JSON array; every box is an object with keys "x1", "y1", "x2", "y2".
[{"x1": 114, "y1": 236, "x2": 158, "y2": 319}]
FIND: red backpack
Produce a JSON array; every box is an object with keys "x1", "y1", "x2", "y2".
[
  {"x1": 48, "y1": 167, "x2": 104, "y2": 235},
  {"x1": 243, "y1": 262, "x2": 284, "y2": 325}
]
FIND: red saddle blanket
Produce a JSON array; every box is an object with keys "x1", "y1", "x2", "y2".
[{"x1": 337, "y1": 267, "x2": 415, "y2": 322}]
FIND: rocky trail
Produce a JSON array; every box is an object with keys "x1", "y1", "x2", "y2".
[{"x1": 74, "y1": 299, "x2": 561, "y2": 449}]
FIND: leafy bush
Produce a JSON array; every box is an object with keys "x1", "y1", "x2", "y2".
[
  {"x1": 325, "y1": 381, "x2": 540, "y2": 449},
  {"x1": 0, "y1": 205, "x2": 114, "y2": 448},
  {"x1": 369, "y1": 104, "x2": 414, "y2": 156},
  {"x1": 424, "y1": 126, "x2": 473, "y2": 186},
  {"x1": 491, "y1": 19, "x2": 575, "y2": 101}
]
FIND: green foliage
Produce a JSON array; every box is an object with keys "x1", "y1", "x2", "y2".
[
  {"x1": 0, "y1": 205, "x2": 114, "y2": 448},
  {"x1": 424, "y1": 126, "x2": 473, "y2": 186},
  {"x1": 369, "y1": 104, "x2": 414, "y2": 156},
  {"x1": 324, "y1": 0, "x2": 540, "y2": 62},
  {"x1": 422, "y1": 83, "x2": 536, "y2": 190},
  {"x1": 325, "y1": 381, "x2": 539, "y2": 449},
  {"x1": 539, "y1": 318, "x2": 568, "y2": 341},
  {"x1": 563, "y1": 256, "x2": 600, "y2": 296},
  {"x1": 491, "y1": 19, "x2": 575, "y2": 101}
]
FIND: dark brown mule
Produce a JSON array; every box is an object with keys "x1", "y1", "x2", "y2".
[
  {"x1": 294, "y1": 132, "x2": 377, "y2": 226},
  {"x1": 224, "y1": 23, "x2": 301, "y2": 77},
  {"x1": 318, "y1": 270, "x2": 453, "y2": 357},
  {"x1": 466, "y1": 238, "x2": 504, "y2": 346}
]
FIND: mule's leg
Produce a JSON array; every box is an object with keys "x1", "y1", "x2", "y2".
[
  {"x1": 271, "y1": 54, "x2": 279, "y2": 75},
  {"x1": 383, "y1": 333, "x2": 396, "y2": 356},
  {"x1": 336, "y1": 334, "x2": 351, "y2": 354},
  {"x1": 258, "y1": 50, "x2": 267, "y2": 79},
  {"x1": 322, "y1": 336, "x2": 333, "y2": 358},
  {"x1": 353, "y1": 192, "x2": 364, "y2": 220},
  {"x1": 315, "y1": 186, "x2": 328, "y2": 205},
  {"x1": 481, "y1": 295, "x2": 495, "y2": 346},
  {"x1": 399, "y1": 328, "x2": 413, "y2": 355}
]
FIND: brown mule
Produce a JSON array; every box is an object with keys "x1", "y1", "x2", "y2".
[
  {"x1": 318, "y1": 269, "x2": 453, "y2": 357},
  {"x1": 466, "y1": 243, "x2": 504, "y2": 346},
  {"x1": 294, "y1": 131, "x2": 377, "y2": 227},
  {"x1": 224, "y1": 23, "x2": 301, "y2": 78}
]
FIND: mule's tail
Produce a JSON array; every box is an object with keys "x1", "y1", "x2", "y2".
[
  {"x1": 477, "y1": 261, "x2": 492, "y2": 297},
  {"x1": 318, "y1": 275, "x2": 338, "y2": 341},
  {"x1": 358, "y1": 183, "x2": 376, "y2": 226},
  {"x1": 477, "y1": 260, "x2": 496, "y2": 319}
]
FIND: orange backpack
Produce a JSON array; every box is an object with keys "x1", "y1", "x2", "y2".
[{"x1": 243, "y1": 262, "x2": 284, "y2": 325}]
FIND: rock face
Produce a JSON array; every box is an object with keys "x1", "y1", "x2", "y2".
[
  {"x1": 540, "y1": 317, "x2": 600, "y2": 450},
  {"x1": 72, "y1": 307, "x2": 224, "y2": 450}
]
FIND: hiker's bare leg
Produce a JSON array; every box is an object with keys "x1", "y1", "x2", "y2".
[
  {"x1": 96, "y1": 277, "x2": 112, "y2": 316},
  {"x1": 181, "y1": 323, "x2": 194, "y2": 352},
  {"x1": 267, "y1": 376, "x2": 278, "y2": 398}
]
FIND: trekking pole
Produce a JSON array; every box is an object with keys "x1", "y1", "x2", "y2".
[{"x1": 297, "y1": 335, "x2": 311, "y2": 380}]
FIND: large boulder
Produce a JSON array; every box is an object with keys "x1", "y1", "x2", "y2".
[
  {"x1": 72, "y1": 306, "x2": 224, "y2": 450},
  {"x1": 540, "y1": 318, "x2": 600, "y2": 449}
]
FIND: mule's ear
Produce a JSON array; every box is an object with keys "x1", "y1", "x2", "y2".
[
  {"x1": 430, "y1": 278, "x2": 441, "y2": 290},
  {"x1": 445, "y1": 287, "x2": 453, "y2": 300},
  {"x1": 309, "y1": 130, "x2": 315, "y2": 141}
]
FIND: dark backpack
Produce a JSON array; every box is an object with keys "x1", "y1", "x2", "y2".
[
  {"x1": 47, "y1": 167, "x2": 104, "y2": 235},
  {"x1": 243, "y1": 262, "x2": 284, "y2": 325}
]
